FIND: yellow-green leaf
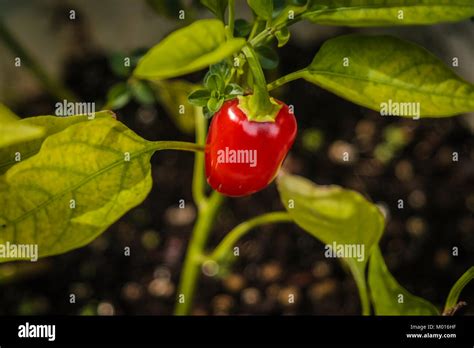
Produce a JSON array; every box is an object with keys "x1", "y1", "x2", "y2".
[
  {"x1": 0, "y1": 118, "x2": 156, "y2": 261},
  {"x1": 277, "y1": 174, "x2": 384, "y2": 250},
  {"x1": 277, "y1": 173, "x2": 385, "y2": 314},
  {"x1": 0, "y1": 104, "x2": 44, "y2": 149},
  {"x1": 247, "y1": 0, "x2": 273, "y2": 20},
  {"x1": 304, "y1": 0, "x2": 474, "y2": 26},
  {"x1": 369, "y1": 246, "x2": 440, "y2": 315},
  {"x1": 0, "y1": 111, "x2": 115, "y2": 174},
  {"x1": 303, "y1": 34, "x2": 474, "y2": 117},
  {"x1": 134, "y1": 19, "x2": 246, "y2": 80}
]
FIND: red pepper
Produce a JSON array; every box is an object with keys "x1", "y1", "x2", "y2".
[{"x1": 205, "y1": 98, "x2": 297, "y2": 197}]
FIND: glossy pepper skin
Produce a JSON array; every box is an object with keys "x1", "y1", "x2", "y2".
[{"x1": 205, "y1": 98, "x2": 297, "y2": 197}]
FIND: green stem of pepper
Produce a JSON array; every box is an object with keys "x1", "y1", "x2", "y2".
[
  {"x1": 174, "y1": 111, "x2": 225, "y2": 315},
  {"x1": 191, "y1": 108, "x2": 208, "y2": 209},
  {"x1": 239, "y1": 45, "x2": 281, "y2": 122},
  {"x1": 226, "y1": 0, "x2": 235, "y2": 39},
  {"x1": 248, "y1": 19, "x2": 261, "y2": 41},
  {"x1": 174, "y1": 190, "x2": 224, "y2": 315}
]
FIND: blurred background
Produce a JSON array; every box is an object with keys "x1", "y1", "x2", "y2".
[{"x1": 0, "y1": 0, "x2": 473, "y2": 315}]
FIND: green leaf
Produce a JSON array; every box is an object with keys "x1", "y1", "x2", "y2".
[
  {"x1": 277, "y1": 173, "x2": 385, "y2": 314},
  {"x1": 205, "y1": 73, "x2": 225, "y2": 92},
  {"x1": 108, "y1": 52, "x2": 132, "y2": 77},
  {"x1": 224, "y1": 83, "x2": 244, "y2": 98},
  {"x1": 207, "y1": 96, "x2": 224, "y2": 113},
  {"x1": 275, "y1": 27, "x2": 291, "y2": 47},
  {"x1": 0, "y1": 111, "x2": 115, "y2": 174},
  {"x1": 134, "y1": 19, "x2": 245, "y2": 80},
  {"x1": 0, "y1": 104, "x2": 44, "y2": 149},
  {"x1": 0, "y1": 118, "x2": 155, "y2": 261},
  {"x1": 273, "y1": 1, "x2": 309, "y2": 25},
  {"x1": 304, "y1": 0, "x2": 474, "y2": 26},
  {"x1": 302, "y1": 34, "x2": 474, "y2": 117},
  {"x1": 234, "y1": 19, "x2": 252, "y2": 37},
  {"x1": 188, "y1": 89, "x2": 211, "y2": 107},
  {"x1": 130, "y1": 80, "x2": 156, "y2": 105},
  {"x1": 106, "y1": 83, "x2": 131, "y2": 110},
  {"x1": 200, "y1": 0, "x2": 228, "y2": 20},
  {"x1": 209, "y1": 61, "x2": 232, "y2": 82},
  {"x1": 444, "y1": 267, "x2": 474, "y2": 314},
  {"x1": 153, "y1": 80, "x2": 199, "y2": 135},
  {"x1": 248, "y1": 0, "x2": 274, "y2": 20},
  {"x1": 277, "y1": 174, "x2": 385, "y2": 251},
  {"x1": 255, "y1": 45, "x2": 279, "y2": 70},
  {"x1": 368, "y1": 246, "x2": 440, "y2": 315},
  {"x1": 203, "y1": 106, "x2": 214, "y2": 119}
]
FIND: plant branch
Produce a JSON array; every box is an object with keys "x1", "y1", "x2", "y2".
[
  {"x1": 174, "y1": 191, "x2": 224, "y2": 315},
  {"x1": 248, "y1": 19, "x2": 261, "y2": 41},
  {"x1": 150, "y1": 141, "x2": 204, "y2": 153},
  {"x1": 249, "y1": 14, "x2": 304, "y2": 47},
  {"x1": 226, "y1": 0, "x2": 235, "y2": 39},
  {"x1": 210, "y1": 212, "x2": 292, "y2": 262},
  {"x1": 267, "y1": 70, "x2": 307, "y2": 91},
  {"x1": 191, "y1": 108, "x2": 208, "y2": 209},
  {"x1": 174, "y1": 105, "x2": 225, "y2": 315},
  {"x1": 0, "y1": 20, "x2": 78, "y2": 102}
]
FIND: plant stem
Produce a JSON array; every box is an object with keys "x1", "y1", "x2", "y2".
[
  {"x1": 267, "y1": 70, "x2": 307, "y2": 91},
  {"x1": 239, "y1": 45, "x2": 280, "y2": 121},
  {"x1": 249, "y1": 14, "x2": 304, "y2": 47},
  {"x1": 191, "y1": 108, "x2": 207, "y2": 209},
  {"x1": 210, "y1": 212, "x2": 292, "y2": 262},
  {"x1": 174, "y1": 109, "x2": 224, "y2": 315},
  {"x1": 0, "y1": 20, "x2": 78, "y2": 102},
  {"x1": 248, "y1": 19, "x2": 261, "y2": 41},
  {"x1": 150, "y1": 141, "x2": 204, "y2": 153},
  {"x1": 226, "y1": 0, "x2": 235, "y2": 39},
  {"x1": 174, "y1": 191, "x2": 224, "y2": 315}
]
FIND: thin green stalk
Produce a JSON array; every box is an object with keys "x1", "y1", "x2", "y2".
[
  {"x1": 267, "y1": 70, "x2": 307, "y2": 91},
  {"x1": 174, "y1": 191, "x2": 224, "y2": 315},
  {"x1": 248, "y1": 19, "x2": 261, "y2": 41},
  {"x1": 174, "y1": 108, "x2": 225, "y2": 315},
  {"x1": 240, "y1": 44, "x2": 279, "y2": 120},
  {"x1": 210, "y1": 212, "x2": 292, "y2": 262},
  {"x1": 150, "y1": 141, "x2": 204, "y2": 153},
  {"x1": 226, "y1": 0, "x2": 235, "y2": 39},
  {"x1": 191, "y1": 109, "x2": 207, "y2": 209},
  {"x1": 249, "y1": 14, "x2": 304, "y2": 47},
  {"x1": 0, "y1": 20, "x2": 78, "y2": 102}
]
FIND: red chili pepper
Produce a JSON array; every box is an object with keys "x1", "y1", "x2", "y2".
[{"x1": 205, "y1": 98, "x2": 297, "y2": 196}]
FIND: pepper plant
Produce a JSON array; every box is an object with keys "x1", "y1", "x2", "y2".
[{"x1": 1, "y1": 0, "x2": 474, "y2": 316}]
